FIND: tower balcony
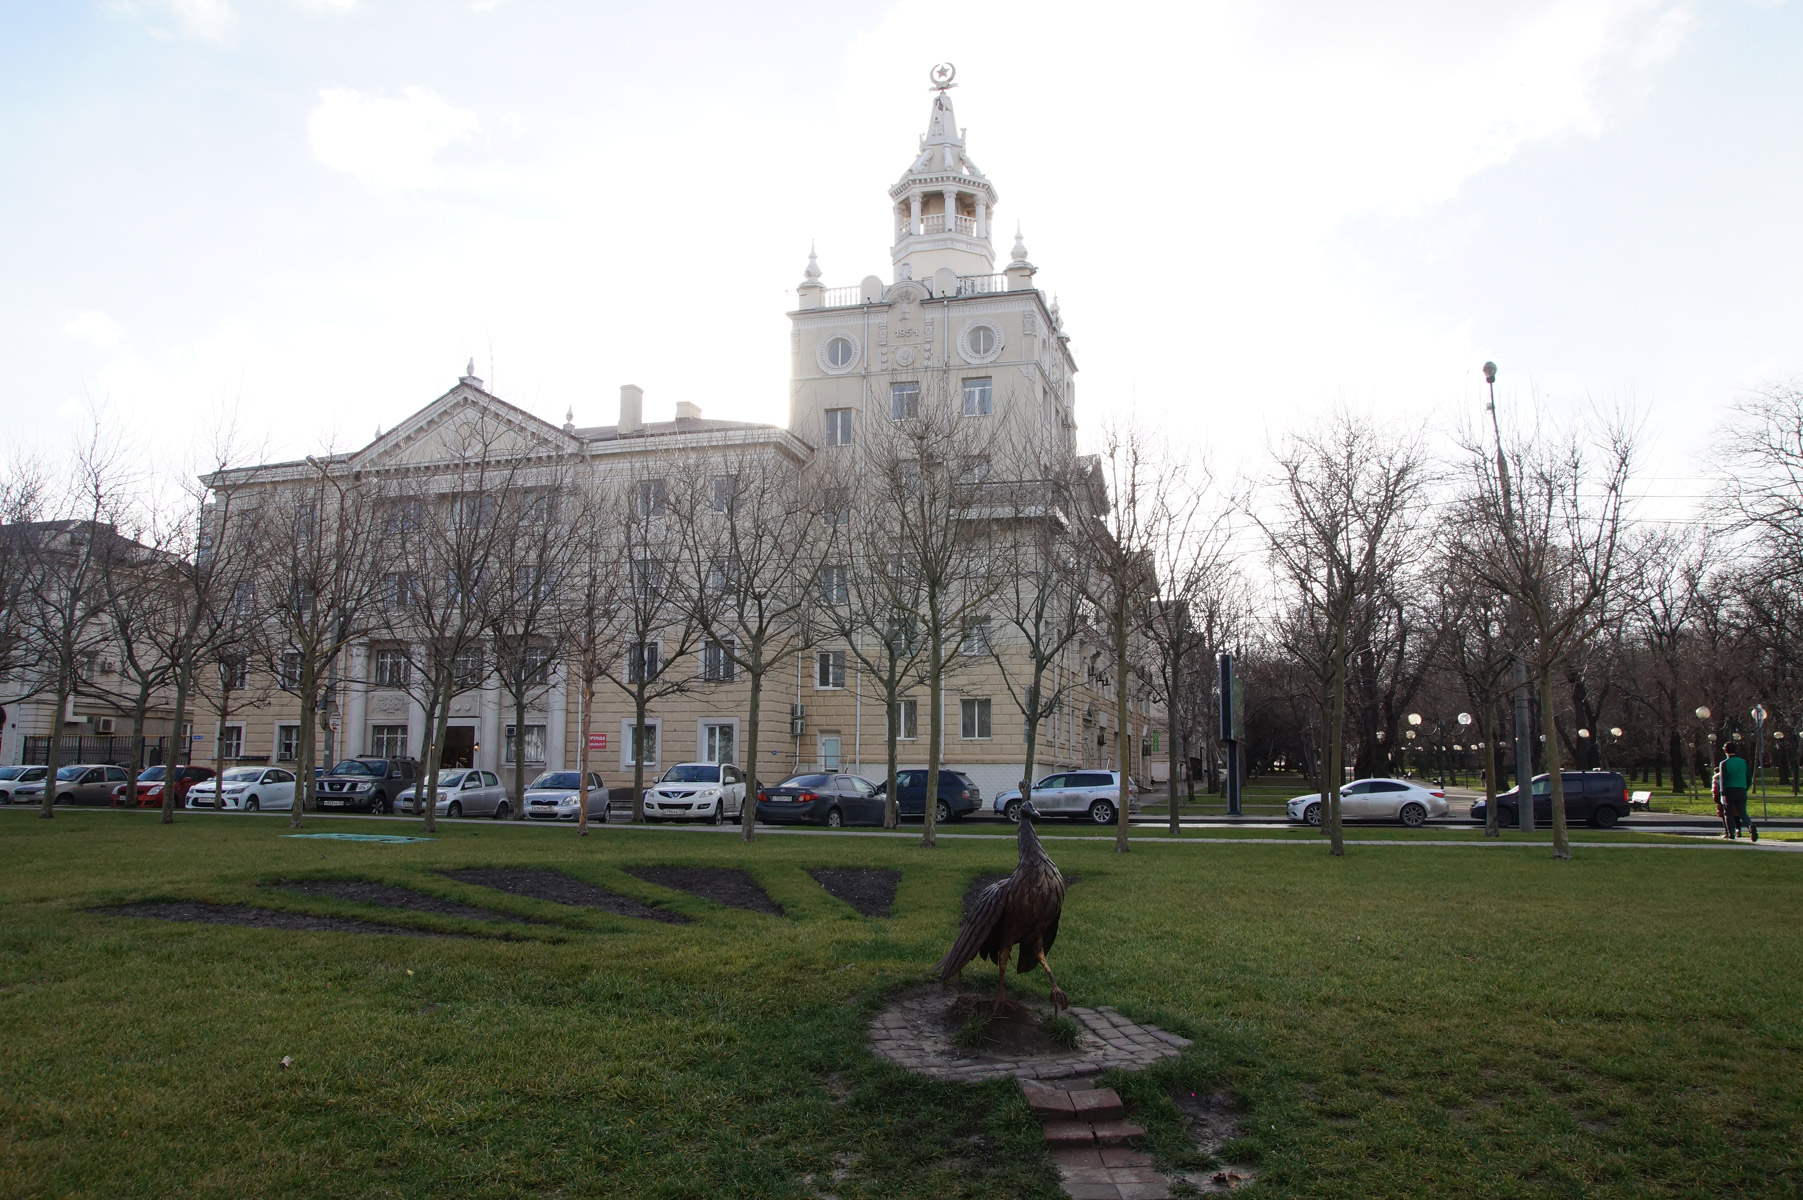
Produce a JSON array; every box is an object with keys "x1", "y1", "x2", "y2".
[{"x1": 897, "y1": 213, "x2": 981, "y2": 241}]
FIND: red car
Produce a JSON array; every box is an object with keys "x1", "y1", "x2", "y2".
[{"x1": 113, "y1": 765, "x2": 216, "y2": 808}]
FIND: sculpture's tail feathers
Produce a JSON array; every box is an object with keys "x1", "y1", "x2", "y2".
[{"x1": 935, "y1": 879, "x2": 1007, "y2": 980}]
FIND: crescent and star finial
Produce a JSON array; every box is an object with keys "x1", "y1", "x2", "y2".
[{"x1": 929, "y1": 62, "x2": 956, "y2": 91}]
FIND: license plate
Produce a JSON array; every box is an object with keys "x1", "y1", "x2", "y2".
[{"x1": 320, "y1": 800, "x2": 342, "y2": 807}]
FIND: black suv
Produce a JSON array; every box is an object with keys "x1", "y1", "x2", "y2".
[
  {"x1": 1471, "y1": 771, "x2": 1631, "y2": 829},
  {"x1": 874, "y1": 769, "x2": 982, "y2": 823},
  {"x1": 315, "y1": 757, "x2": 417, "y2": 814}
]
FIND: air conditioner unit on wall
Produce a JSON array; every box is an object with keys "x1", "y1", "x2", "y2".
[{"x1": 96, "y1": 717, "x2": 116, "y2": 735}]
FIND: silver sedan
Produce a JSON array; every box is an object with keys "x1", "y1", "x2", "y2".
[
  {"x1": 397, "y1": 769, "x2": 511, "y2": 818},
  {"x1": 523, "y1": 771, "x2": 609, "y2": 821}
]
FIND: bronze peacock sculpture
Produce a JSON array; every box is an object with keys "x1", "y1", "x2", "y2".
[{"x1": 935, "y1": 803, "x2": 1068, "y2": 1014}]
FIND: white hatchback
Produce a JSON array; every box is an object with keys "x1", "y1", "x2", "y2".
[
  {"x1": 643, "y1": 762, "x2": 747, "y2": 824},
  {"x1": 1287, "y1": 778, "x2": 1449, "y2": 827}
]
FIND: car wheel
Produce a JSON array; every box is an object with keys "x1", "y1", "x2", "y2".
[
  {"x1": 371, "y1": 795, "x2": 388, "y2": 815},
  {"x1": 493, "y1": 801, "x2": 509, "y2": 820},
  {"x1": 1592, "y1": 806, "x2": 1620, "y2": 830},
  {"x1": 935, "y1": 799, "x2": 952, "y2": 824},
  {"x1": 708, "y1": 802, "x2": 721, "y2": 826},
  {"x1": 1304, "y1": 803, "x2": 1322, "y2": 827},
  {"x1": 1088, "y1": 799, "x2": 1116, "y2": 825},
  {"x1": 1399, "y1": 802, "x2": 1426, "y2": 828},
  {"x1": 825, "y1": 807, "x2": 844, "y2": 828},
  {"x1": 56, "y1": 793, "x2": 73, "y2": 806},
  {"x1": 447, "y1": 800, "x2": 462, "y2": 818},
  {"x1": 246, "y1": 797, "x2": 260, "y2": 812},
  {"x1": 1003, "y1": 799, "x2": 1024, "y2": 824}
]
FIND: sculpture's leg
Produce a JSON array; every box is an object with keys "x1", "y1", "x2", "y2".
[
  {"x1": 993, "y1": 949, "x2": 1010, "y2": 1016},
  {"x1": 1036, "y1": 950, "x2": 1068, "y2": 1013}
]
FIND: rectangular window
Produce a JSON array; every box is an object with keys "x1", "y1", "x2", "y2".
[
  {"x1": 383, "y1": 571, "x2": 419, "y2": 609},
  {"x1": 219, "y1": 659, "x2": 249, "y2": 690},
  {"x1": 961, "y1": 617, "x2": 992, "y2": 656},
  {"x1": 278, "y1": 649, "x2": 302, "y2": 690},
  {"x1": 374, "y1": 648, "x2": 410, "y2": 687},
  {"x1": 890, "y1": 382, "x2": 920, "y2": 420},
  {"x1": 632, "y1": 558, "x2": 664, "y2": 602},
  {"x1": 627, "y1": 641, "x2": 660, "y2": 684},
  {"x1": 886, "y1": 613, "x2": 917, "y2": 655},
  {"x1": 384, "y1": 499, "x2": 421, "y2": 535},
  {"x1": 516, "y1": 565, "x2": 555, "y2": 604},
  {"x1": 703, "y1": 721, "x2": 736, "y2": 765},
  {"x1": 819, "y1": 564, "x2": 849, "y2": 605},
  {"x1": 276, "y1": 724, "x2": 299, "y2": 762},
  {"x1": 505, "y1": 724, "x2": 546, "y2": 766},
  {"x1": 821, "y1": 486, "x2": 850, "y2": 526},
  {"x1": 636, "y1": 479, "x2": 668, "y2": 518},
  {"x1": 446, "y1": 567, "x2": 482, "y2": 606},
  {"x1": 958, "y1": 456, "x2": 991, "y2": 485},
  {"x1": 962, "y1": 377, "x2": 993, "y2": 415},
  {"x1": 894, "y1": 698, "x2": 918, "y2": 741},
  {"x1": 522, "y1": 490, "x2": 557, "y2": 525},
  {"x1": 961, "y1": 698, "x2": 993, "y2": 740},
  {"x1": 705, "y1": 555, "x2": 739, "y2": 596},
  {"x1": 815, "y1": 650, "x2": 846, "y2": 689},
  {"x1": 702, "y1": 640, "x2": 736, "y2": 683},
  {"x1": 453, "y1": 646, "x2": 484, "y2": 690},
  {"x1": 219, "y1": 724, "x2": 244, "y2": 759},
  {"x1": 625, "y1": 720, "x2": 660, "y2": 767},
  {"x1": 452, "y1": 494, "x2": 495, "y2": 528},
  {"x1": 824, "y1": 408, "x2": 853, "y2": 446},
  {"x1": 711, "y1": 474, "x2": 739, "y2": 511},
  {"x1": 370, "y1": 724, "x2": 409, "y2": 757}
]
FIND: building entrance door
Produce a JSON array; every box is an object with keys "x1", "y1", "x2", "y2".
[
  {"x1": 442, "y1": 726, "x2": 476, "y2": 768},
  {"x1": 820, "y1": 735, "x2": 841, "y2": 771}
]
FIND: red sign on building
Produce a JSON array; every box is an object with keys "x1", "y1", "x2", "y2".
[{"x1": 587, "y1": 733, "x2": 608, "y2": 751}]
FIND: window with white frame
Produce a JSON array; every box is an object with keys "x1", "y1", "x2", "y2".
[
  {"x1": 819, "y1": 564, "x2": 849, "y2": 605},
  {"x1": 374, "y1": 648, "x2": 410, "y2": 687},
  {"x1": 452, "y1": 645, "x2": 484, "y2": 690},
  {"x1": 636, "y1": 478, "x2": 668, "y2": 518},
  {"x1": 824, "y1": 409, "x2": 853, "y2": 446},
  {"x1": 521, "y1": 490, "x2": 557, "y2": 525},
  {"x1": 623, "y1": 719, "x2": 660, "y2": 767},
  {"x1": 505, "y1": 724, "x2": 546, "y2": 765},
  {"x1": 815, "y1": 650, "x2": 846, "y2": 689},
  {"x1": 703, "y1": 721, "x2": 736, "y2": 765},
  {"x1": 701, "y1": 640, "x2": 736, "y2": 683},
  {"x1": 960, "y1": 698, "x2": 992, "y2": 740},
  {"x1": 627, "y1": 641, "x2": 660, "y2": 684},
  {"x1": 219, "y1": 659, "x2": 249, "y2": 690},
  {"x1": 219, "y1": 724, "x2": 244, "y2": 758},
  {"x1": 370, "y1": 725, "x2": 408, "y2": 757},
  {"x1": 962, "y1": 377, "x2": 993, "y2": 415},
  {"x1": 711, "y1": 474, "x2": 739, "y2": 512},
  {"x1": 705, "y1": 555, "x2": 739, "y2": 596},
  {"x1": 278, "y1": 649, "x2": 302, "y2": 690},
  {"x1": 891, "y1": 382, "x2": 920, "y2": 420},
  {"x1": 276, "y1": 724, "x2": 299, "y2": 762},
  {"x1": 821, "y1": 486, "x2": 850, "y2": 526},
  {"x1": 894, "y1": 698, "x2": 918, "y2": 741},
  {"x1": 960, "y1": 617, "x2": 992, "y2": 656},
  {"x1": 631, "y1": 558, "x2": 665, "y2": 602}
]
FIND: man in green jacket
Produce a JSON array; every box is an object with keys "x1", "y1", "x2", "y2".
[{"x1": 1719, "y1": 744, "x2": 1757, "y2": 842}]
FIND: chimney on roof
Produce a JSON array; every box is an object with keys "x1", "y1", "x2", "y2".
[
  {"x1": 675, "y1": 400, "x2": 702, "y2": 421},
  {"x1": 618, "y1": 384, "x2": 644, "y2": 436}
]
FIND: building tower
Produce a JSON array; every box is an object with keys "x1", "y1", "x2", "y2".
[{"x1": 889, "y1": 64, "x2": 996, "y2": 283}]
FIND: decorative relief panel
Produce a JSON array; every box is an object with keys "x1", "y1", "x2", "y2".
[{"x1": 372, "y1": 694, "x2": 407, "y2": 716}]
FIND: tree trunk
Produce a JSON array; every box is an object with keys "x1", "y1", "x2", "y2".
[
  {"x1": 1166, "y1": 677, "x2": 1181, "y2": 835},
  {"x1": 739, "y1": 664, "x2": 763, "y2": 843},
  {"x1": 510, "y1": 688, "x2": 529, "y2": 819},
  {"x1": 1114, "y1": 599, "x2": 1130, "y2": 854},
  {"x1": 1326, "y1": 640, "x2": 1346, "y2": 857},
  {"x1": 923, "y1": 624, "x2": 942, "y2": 850},
  {"x1": 40, "y1": 667, "x2": 72, "y2": 819},
  {"x1": 630, "y1": 687, "x2": 648, "y2": 824},
  {"x1": 577, "y1": 671, "x2": 595, "y2": 836},
  {"x1": 1022, "y1": 663, "x2": 1044, "y2": 825},
  {"x1": 289, "y1": 656, "x2": 314, "y2": 830},
  {"x1": 884, "y1": 679, "x2": 900, "y2": 829},
  {"x1": 131, "y1": 682, "x2": 152, "y2": 773},
  {"x1": 1668, "y1": 729, "x2": 1687, "y2": 793},
  {"x1": 1483, "y1": 701, "x2": 1500, "y2": 839},
  {"x1": 1538, "y1": 665, "x2": 1571, "y2": 860}
]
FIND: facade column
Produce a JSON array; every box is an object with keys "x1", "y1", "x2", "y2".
[
  {"x1": 546, "y1": 664, "x2": 568, "y2": 771},
  {"x1": 909, "y1": 192, "x2": 921, "y2": 235},
  {"x1": 975, "y1": 197, "x2": 987, "y2": 240},
  {"x1": 345, "y1": 643, "x2": 369, "y2": 757},
  {"x1": 943, "y1": 188, "x2": 959, "y2": 233},
  {"x1": 406, "y1": 649, "x2": 426, "y2": 761},
  {"x1": 480, "y1": 679, "x2": 501, "y2": 772}
]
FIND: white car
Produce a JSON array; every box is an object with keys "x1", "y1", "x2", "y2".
[
  {"x1": 523, "y1": 771, "x2": 609, "y2": 821},
  {"x1": 1287, "y1": 778, "x2": 1449, "y2": 827},
  {"x1": 992, "y1": 770, "x2": 1141, "y2": 824},
  {"x1": 642, "y1": 762, "x2": 747, "y2": 824},
  {"x1": 187, "y1": 767, "x2": 298, "y2": 812},
  {"x1": 0, "y1": 766, "x2": 49, "y2": 803}
]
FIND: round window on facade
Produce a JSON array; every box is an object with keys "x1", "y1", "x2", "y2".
[
  {"x1": 817, "y1": 333, "x2": 861, "y2": 374},
  {"x1": 968, "y1": 325, "x2": 995, "y2": 357},
  {"x1": 958, "y1": 320, "x2": 1003, "y2": 364}
]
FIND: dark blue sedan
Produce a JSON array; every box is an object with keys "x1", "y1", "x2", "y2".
[{"x1": 754, "y1": 773, "x2": 884, "y2": 828}]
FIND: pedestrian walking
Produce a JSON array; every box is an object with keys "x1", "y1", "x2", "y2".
[{"x1": 1718, "y1": 744, "x2": 1757, "y2": 842}]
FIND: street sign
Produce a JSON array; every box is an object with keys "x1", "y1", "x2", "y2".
[
  {"x1": 191, "y1": 733, "x2": 204, "y2": 742},
  {"x1": 587, "y1": 733, "x2": 607, "y2": 751}
]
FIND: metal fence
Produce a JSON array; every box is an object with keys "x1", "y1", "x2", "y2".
[{"x1": 21, "y1": 736, "x2": 169, "y2": 770}]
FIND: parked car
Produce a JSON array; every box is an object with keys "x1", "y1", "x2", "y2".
[
  {"x1": 755, "y1": 773, "x2": 885, "y2": 827},
  {"x1": 993, "y1": 770, "x2": 1139, "y2": 825},
  {"x1": 113, "y1": 765, "x2": 215, "y2": 808},
  {"x1": 523, "y1": 771, "x2": 609, "y2": 821},
  {"x1": 1286, "y1": 778, "x2": 1449, "y2": 827},
  {"x1": 315, "y1": 757, "x2": 417, "y2": 813},
  {"x1": 186, "y1": 767, "x2": 297, "y2": 811},
  {"x1": 875, "y1": 768, "x2": 982, "y2": 823},
  {"x1": 0, "y1": 766, "x2": 49, "y2": 803},
  {"x1": 19, "y1": 764, "x2": 132, "y2": 806},
  {"x1": 397, "y1": 769, "x2": 510, "y2": 818},
  {"x1": 1471, "y1": 771, "x2": 1631, "y2": 829},
  {"x1": 643, "y1": 762, "x2": 748, "y2": 824}
]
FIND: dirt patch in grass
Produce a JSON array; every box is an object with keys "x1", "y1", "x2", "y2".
[
  {"x1": 945, "y1": 990, "x2": 1081, "y2": 1057},
  {"x1": 268, "y1": 879, "x2": 547, "y2": 924},
  {"x1": 439, "y1": 867, "x2": 687, "y2": 924},
  {"x1": 95, "y1": 901, "x2": 466, "y2": 938},
  {"x1": 623, "y1": 866, "x2": 784, "y2": 916},
  {"x1": 807, "y1": 867, "x2": 899, "y2": 917}
]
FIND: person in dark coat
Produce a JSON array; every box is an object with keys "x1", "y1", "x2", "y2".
[{"x1": 1719, "y1": 744, "x2": 1757, "y2": 842}]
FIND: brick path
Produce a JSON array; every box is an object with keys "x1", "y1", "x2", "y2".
[{"x1": 868, "y1": 1002, "x2": 1191, "y2": 1082}]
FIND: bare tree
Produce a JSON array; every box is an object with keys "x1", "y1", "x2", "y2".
[
  {"x1": 1256, "y1": 409, "x2": 1428, "y2": 856},
  {"x1": 1454, "y1": 409, "x2": 1635, "y2": 859},
  {"x1": 559, "y1": 475, "x2": 630, "y2": 835},
  {"x1": 674, "y1": 446, "x2": 818, "y2": 841}
]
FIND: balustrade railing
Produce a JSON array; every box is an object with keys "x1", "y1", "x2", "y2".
[
  {"x1": 955, "y1": 274, "x2": 1006, "y2": 295},
  {"x1": 820, "y1": 286, "x2": 862, "y2": 308}
]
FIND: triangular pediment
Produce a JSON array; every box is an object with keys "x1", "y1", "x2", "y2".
[{"x1": 351, "y1": 383, "x2": 579, "y2": 471}]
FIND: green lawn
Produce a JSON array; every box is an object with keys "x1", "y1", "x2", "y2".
[{"x1": 2, "y1": 812, "x2": 1799, "y2": 1199}]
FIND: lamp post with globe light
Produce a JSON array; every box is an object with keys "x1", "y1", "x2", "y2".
[
  {"x1": 1694, "y1": 706, "x2": 1711, "y2": 802},
  {"x1": 1752, "y1": 704, "x2": 1768, "y2": 817}
]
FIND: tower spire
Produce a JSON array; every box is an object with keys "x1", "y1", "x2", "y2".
[{"x1": 889, "y1": 64, "x2": 996, "y2": 283}]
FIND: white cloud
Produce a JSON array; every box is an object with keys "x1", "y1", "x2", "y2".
[
  {"x1": 167, "y1": 0, "x2": 236, "y2": 44},
  {"x1": 291, "y1": 0, "x2": 358, "y2": 10},
  {"x1": 64, "y1": 311, "x2": 121, "y2": 349},
  {"x1": 307, "y1": 86, "x2": 480, "y2": 190}
]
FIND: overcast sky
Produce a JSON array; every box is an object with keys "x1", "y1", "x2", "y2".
[{"x1": 4, "y1": 1, "x2": 1798, "y2": 513}]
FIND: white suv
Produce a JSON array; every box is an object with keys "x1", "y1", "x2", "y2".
[
  {"x1": 643, "y1": 763, "x2": 747, "y2": 824},
  {"x1": 993, "y1": 770, "x2": 1140, "y2": 824}
]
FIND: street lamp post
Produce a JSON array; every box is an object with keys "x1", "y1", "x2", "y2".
[
  {"x1": 1752, "y1": 704, "x2": 1768, "y2": 818},
  {"x1": 1694, "y1": 707, "x2": 1711, "y2": 803},
  {"x1": 1484, "y1": 361, "x2": 1535, "y2": 833},
  {"x1": 1607, "y1": 726, "x2": 1622, "y2": 772}
]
